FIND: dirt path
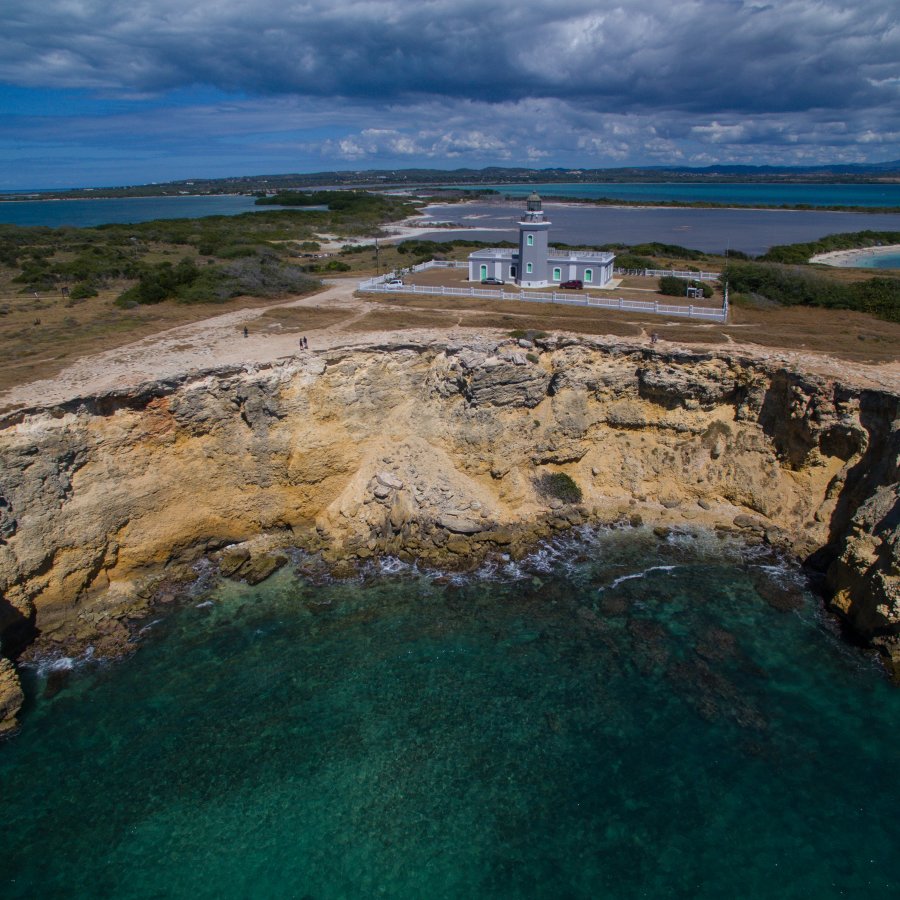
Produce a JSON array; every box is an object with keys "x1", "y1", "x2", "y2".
[
  {"x1": 2, "y1": 277, "x2": 899, "y2": 411},
  {"x1": 0, "y1": 279, "x2": 363, "y2": 409}
]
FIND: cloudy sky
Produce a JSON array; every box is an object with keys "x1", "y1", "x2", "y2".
[{"x1": 2, "y1": 0, "x2": 900, "y2": 188}]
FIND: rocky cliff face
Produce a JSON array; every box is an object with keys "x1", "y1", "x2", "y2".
[{"x1": 1, "y1": 336, "x2": 898, "y2": 732}]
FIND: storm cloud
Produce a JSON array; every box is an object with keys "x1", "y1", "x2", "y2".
[{"x1": 2, "y1": 0, "x2": 899, "y2": 186}]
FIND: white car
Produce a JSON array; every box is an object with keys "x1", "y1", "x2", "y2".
[{"x1": 383, "y1": 278, "x2": 403, "y2": 288}]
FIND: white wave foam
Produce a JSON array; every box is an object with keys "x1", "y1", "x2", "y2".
[
  {"x1": 378, "y1": 556, "x2": 413, "y2": 575},
  {"x1": 31, "y1": 645, "x2": 95, "y2": 677},
  {"x1": 601, "y1": 565, "x2": 679, "y2": 591}
]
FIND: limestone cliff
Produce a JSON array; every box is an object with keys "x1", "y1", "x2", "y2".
[{"x1": 1, "y1": 336, "x2": 898, "y2": 730}]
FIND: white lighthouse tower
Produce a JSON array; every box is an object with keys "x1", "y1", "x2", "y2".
[{"x1": 516, "y1": 191, "x2": 551, "y2": 287}]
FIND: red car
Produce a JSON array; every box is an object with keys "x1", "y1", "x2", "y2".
[{"x1": 559, "y1": 279, "x2": 583, "y2": 289}]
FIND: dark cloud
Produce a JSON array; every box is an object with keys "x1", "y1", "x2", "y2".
[
  {"x1": 3, "y1": 1, "x2": 899, "y2": 114},
  {"x1": 1, "y1": 0, "x2": 898, "y2": 184}
]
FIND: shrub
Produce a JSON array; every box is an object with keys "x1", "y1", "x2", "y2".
[
  {"x1": 535, "y1": 472, "x2": 582, "y2": 504},
  {"x1": 508, "y1": 329, "x2": 548, "y2": 340},
  {"x1": 658, "y1": 276, "x2": 712, "y2": 298},
  {"x1": 614, "y1": 253, "x2": 654, "y2": 270},
  {"x1": 722, "y1": 261, "x2": 900, "y2": 322},
  {"x1": 69, "y1": 282, "x2": 98, "y2": 300}
]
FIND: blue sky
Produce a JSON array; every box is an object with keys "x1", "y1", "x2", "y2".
[{"x1": 2, "y1": 0, "x2": 899, "y2": 189}]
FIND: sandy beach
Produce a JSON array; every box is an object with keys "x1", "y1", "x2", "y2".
[{"x1": 810, "y1": 244, "x2": 900, "y2": 267}]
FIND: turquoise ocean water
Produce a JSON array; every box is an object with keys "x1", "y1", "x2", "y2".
[
  {"x1": 0, "y1": 195, "x2": 300, "y2": 228},
  {"x1": 3, "y1": 527, "x2": 900, "y2": 898},
  {"x1": 474, "y1": 182, "x2": 900, "y2": 208},
  {"x1": 851, "y1": 252, "x2": 900, "y2": 269}
]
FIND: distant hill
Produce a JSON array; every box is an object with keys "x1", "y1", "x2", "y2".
[{"x1": 6, "y1": 162, "x2": 900, "y2": 201}]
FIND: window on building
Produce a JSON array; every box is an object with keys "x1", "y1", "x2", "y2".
[
  {"x1": 526, "y1": 235, "x2": 534, "y2": 247},
  {"x1": 585, "y1": 268, "x2": 593, "y2": 283},
  {"x1": 480, "y1": 264, "x2": 487, "y2": 279},
  {"x1": 510, "y1": 266, "x2": 517, "y2": 277},
  {"x1": 552, "y1": 267, "x2": 561, "y2": 281},
  {"x1": 526, "y1": 262, "x2": 533, "y2": 274}
]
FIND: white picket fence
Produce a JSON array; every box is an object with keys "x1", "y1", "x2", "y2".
[
  {"x1": 614, "y1": 267, "x2": 720, "y2": 282},
  {"x1": 411, "y1": 260, "x2": 468, "y2": 270},
  {"x1": 359, "y1": 260, "x2": 728, "y2": 322}
]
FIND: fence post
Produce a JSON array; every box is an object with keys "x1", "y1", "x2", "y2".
[
  {"x1": 689, "y1": 305, "x2": 694, "y2": 318},
  {"x1": 618, "y1": 298, "x2": 623, "y2": 310}
]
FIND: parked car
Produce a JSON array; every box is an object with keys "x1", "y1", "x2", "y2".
[
  {"x1": 481, "y1": 277, "x2": 504, "y2": 285},
  {"x1": 383, "y1": 278, "x2": 403, "y2": 288},
  {"x1": 559, "y1": 279, "x2": 583, "y2": 289}
]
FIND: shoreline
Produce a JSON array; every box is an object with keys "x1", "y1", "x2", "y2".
[
  {"x1": 16, "y1": 515, "x2": 796, "y2": 667},
  {"x1": 2, "y1": 333, "x2": 900, "y2": 734},
  {"x1": 810, "y1": 243, "x2": 900, "y2": 267}
]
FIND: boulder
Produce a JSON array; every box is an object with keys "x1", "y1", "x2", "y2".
[
  {"x1": 242, "y1": 553, "x2": 288, "y2": 585},
  {"x1": 0, "y1": 658, "x2": 24, "y2": 735},
  {"x1": 219, "y1": 547, "x2": 250, "y2": 577},
  {"x1": 463, "y1": 363, "x2": 550, "y2": 408},
  {"x1": 733, "y1": 514, "x2": 767, "y2": 532},
  {"x1": 438, "y1": 514, "x2": 484, "y2": 534}
]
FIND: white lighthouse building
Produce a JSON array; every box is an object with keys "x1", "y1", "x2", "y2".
[{"x1": 467, "y1": 192, "x2": 615, "y2": 288}]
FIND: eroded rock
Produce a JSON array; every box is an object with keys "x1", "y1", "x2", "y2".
[
  {"x1": 0, "y1": 339, "x2": 897, "y2": 674},
  {"x1": 0, "y1": 658, "x2": 24, "y2": 736}
]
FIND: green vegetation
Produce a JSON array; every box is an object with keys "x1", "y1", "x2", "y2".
[
  {"x1": 508, "y1": 329, "x2": 548, "y2": 341},
  {"x1": 255, "y1": 190, "x2": 416, "y2": 230},
  {"x1": 396, "y1": 237, "x2": 510, "y2": 266},
  {"x1": 115, "y1": 256, "x2": 320, "y2": 307},
  {"x1": 613, "y1": 253, "x2": 654, "y2": 270},
  {"x1": 535, "y1": 472, "x2": 583, "y2": 504},
  {"x1": 761, "y1": 231, "x2": 900, "y2": 265},
  {"x1": 602, "y1": 241, "x2": 707, "y2": 261},
  {"x1": 658, "y1": 275, "x2": 713, "y2": 299},
  {"x1": 0, "y1": 193, "x2": 421, "y2": 306},
  {"x1": 723, "y1": 261, "x2": 900, "y2": 322}
]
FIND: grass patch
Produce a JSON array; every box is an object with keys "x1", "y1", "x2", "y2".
[
  {"x1": 250, "y1": 306, "x2": 352, "y2": 333},
  {"x1": 344, "y1": 309, "x2": 461, "y2": 332}
]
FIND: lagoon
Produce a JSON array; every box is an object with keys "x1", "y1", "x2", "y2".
[
  {"x1": 421, "y1": 201, "x2": 900, "y2": 256},
  {"x1": 470, "y1": 182, "x2": 900, "y2": 208},
  {"x1": 0, "y1": 194, "x2": 294, "y2": 228}
]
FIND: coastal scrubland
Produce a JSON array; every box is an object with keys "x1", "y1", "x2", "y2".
[{"x1": 1, "y1": 196, "x2": 899, "y2": 394}]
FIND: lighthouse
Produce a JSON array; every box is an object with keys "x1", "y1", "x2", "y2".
[
  {"x1": 467, "y1": 192, "x2": 615, "y2": 288},
  {"x1": 516, "y1": 191, "x2": 551, "y2": 287}
]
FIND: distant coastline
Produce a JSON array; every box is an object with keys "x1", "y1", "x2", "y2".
[
  {"x1": 4, "y1": 179, "x2": 900, "y2": 215},
  {"x1": 810, "y1": 244, "x2": 900, "y2": 268}
]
